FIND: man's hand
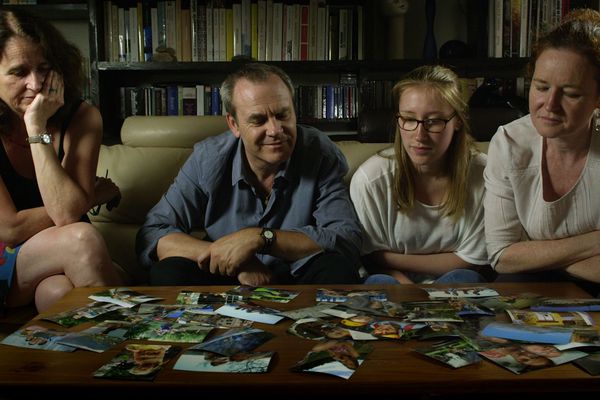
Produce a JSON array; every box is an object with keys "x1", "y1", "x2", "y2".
[
  {"x1": 196, "y1": 228, "x2": 262, "y2": 277},
  {"x1": 237, "y1": 261, "x2": 273, "y2": 286}
]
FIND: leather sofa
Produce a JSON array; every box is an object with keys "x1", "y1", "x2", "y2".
[{"x1": 91, "y1": 116, "x2": 391, "y2": 283}]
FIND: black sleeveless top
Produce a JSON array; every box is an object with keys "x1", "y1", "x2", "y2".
[{"x1": 0, "y1": 100, "x2": 83, "y2": 211}]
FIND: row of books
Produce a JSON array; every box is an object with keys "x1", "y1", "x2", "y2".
[
  {"x1": 487, "y1": 0, "x2": 592, "y2": 58},
  {"x1": 119, "y1": 82, "x2": 359, "y2": 119},
  {"x1": 118, "y1": 74, "x2": 533, "y2": 120},
  {"x1": 103, "y1": 0, "x2": 364, "y2": 63}
]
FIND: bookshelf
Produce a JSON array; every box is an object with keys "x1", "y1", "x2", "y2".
[
  {"x1": 83, "y1": 0, "x2": 586, "y2": 142},
  {"x1": 1, "y1": 2, "x2": 88, "y2": 20}
]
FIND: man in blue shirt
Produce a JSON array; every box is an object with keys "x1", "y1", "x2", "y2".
[{"x1": 136, "y1": 63, "x2": 362, "y2": 286}]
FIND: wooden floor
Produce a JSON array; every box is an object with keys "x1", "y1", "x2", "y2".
[{"x1": 0, "y1": 305, "x2": 37, "y2": 340}]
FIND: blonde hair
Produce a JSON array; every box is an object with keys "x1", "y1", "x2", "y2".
[{"x1": 391, "y1": 65, "x2": 476, "y2": 221}]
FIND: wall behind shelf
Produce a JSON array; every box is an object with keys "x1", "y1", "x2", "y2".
[
  {"x1": 395, "y1": 0, "x2": 467, "y2": 60},
  {"x1": 52, "y1": 20, "x2": 89, "y2": 60}
]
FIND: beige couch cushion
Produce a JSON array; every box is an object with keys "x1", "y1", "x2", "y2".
[
  {"x1": 94, "y1": 145, "x2": 192, "y2": 224},
  {"x1": 121, "y1": 115, "x2": 229, "y2": 147},
  {"x1": 336, "y1": 141, "x2": 391, "y2": 183}
]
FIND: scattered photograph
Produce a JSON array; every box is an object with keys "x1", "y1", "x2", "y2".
[
  {"x1": 137, "y1": 303, "x2": 214, "y2": 321},
  {"x1": 227, "y1": 285, "x2": 300, "y2": 303},
  {"x1": 415, "y1": 338, "x2": 482, "y2": 368},
  {"x1": 189, "y1": 327, "x2": 274, "y2": 356},
  {"x1": 555, "y1": 328, "x2": 600, "y2": 351},
  {"x1": 506, "y1": 309, "x2": 594, "y2": 327},
  {"x1": 128, "y1": 321, "x2": 213, "y2": 343},
  {"x1": 173, "y1": 350, "x2": 274, "y2": 373},
  {"x1": 1, "y1": 325, "x2": 75, "y2": 352},
  {"x1": 57, "y1": 320, "x2": 133, "y2": 352},
  {"x1": 176, "y1": 312, "x2": 253, "y2": 328},
  {"x1": 423, "y1": 287, "x2": 499, "y2": 299},
  {"x1": 176, "y1": 290, "x2": 241, "y2": 305},
  {"x1": 316, "y1": 288, "x2": 387, "y2": 303},
  {"x1": 215, "y1": 302, "x2": 284, "y2": 324},
  {"x1": 469, "y1": 294, "x2": 542, "y2": 312},
  {"x1": 400, "y1": 301, "x2": 463, "y2": 322},
  {"x1": 42, "y1": 302, "x2": 124, "y2": 327},
  {"x1": 291, "y1": 340, "x2": 372, "y2": 380},
  {"x1": 531, "y1": 298, "x2": 600, "y2": 312},
  {"x1": 574, "y1": 351, "x2": 600, "y2": 375},
  {"x1": 88, "y1": 287, "x2": 162, "y2": 308},
  {"x1": 93, "y1": 344, "x2": 180, "y2": 381},
  {"x1": 479, "y1": 343, "x2": 587, "y2": 374},
  {"x1": 480, "y1": 322, "x2": 573, "y2": 344},
  {"x1": 288, "y1": 318, "x2": 353, "y2": 341},
  {"x1": 278, "y1": 303, "x2": 337, "y2": 320}
]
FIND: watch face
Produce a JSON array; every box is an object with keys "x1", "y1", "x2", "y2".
[
  {"x1": 41, "y1": 133, "x2": 52, "y2": 144},
  {"x1": 263, "y1": 230, "x2": 274, "y2": 239}
]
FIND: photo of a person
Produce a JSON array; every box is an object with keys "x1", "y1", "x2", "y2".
[
  {"x1": 311, "y1": 340, "x2": 361, "y2": 370},
  {"x1": 521, "y1": 344, "x2": 561, "y2": 358},
  {"x1": 126, "y1": 344, "x2": 168, "y2": 376}
]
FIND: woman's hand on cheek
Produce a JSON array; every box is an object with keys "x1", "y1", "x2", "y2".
[{"x1": 24, "y1": 70, "x2": 65, "y2": 132}]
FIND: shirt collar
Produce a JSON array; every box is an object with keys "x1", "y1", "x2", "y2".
[{"x1": 231, "y1": 136, "x2": 292, "y2": 188}]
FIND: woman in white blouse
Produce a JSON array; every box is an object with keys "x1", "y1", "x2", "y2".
[
  {"x1": 484, "y1": 9, "x2": 600, "y2": 295},
  {"x1": 350, "y1": 65, "x2": 489, "y2": 284}
]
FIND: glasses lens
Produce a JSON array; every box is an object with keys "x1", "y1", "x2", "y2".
[
  {"x1": 425, "y1": 119, "x2": 446, "y2": 133},
  {"x1": 399, "y1": 118, "x2": 417, "y2": 131}
]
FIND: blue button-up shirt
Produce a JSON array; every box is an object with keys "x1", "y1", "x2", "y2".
[{"x1": 136, "y1": 125, "x2": 362, "y2": 275}]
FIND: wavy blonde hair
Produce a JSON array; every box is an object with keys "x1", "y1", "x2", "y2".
[{"x1": 391, "y1": 65, "x2": 476, "y2": 222}]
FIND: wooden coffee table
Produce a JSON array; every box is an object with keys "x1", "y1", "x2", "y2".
[{"x1": 0, "y1": 282, "x2": 599, "y2": 398}]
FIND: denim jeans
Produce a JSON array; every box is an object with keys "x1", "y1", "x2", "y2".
[{"x1": 364, "y1": 269, "x2": 487, "y2": 284}]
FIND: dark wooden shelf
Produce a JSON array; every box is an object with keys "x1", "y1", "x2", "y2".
[
  {"x1": 2, "y1": 4, "x2": 88, "y2": 20},
  {"x1": 96, "y1": 57, "x2": 529, "y2": 78}
]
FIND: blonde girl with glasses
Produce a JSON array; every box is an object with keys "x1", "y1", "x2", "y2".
[{"x1": 350, "y1": 65, "x2": 490, "y2": 285}]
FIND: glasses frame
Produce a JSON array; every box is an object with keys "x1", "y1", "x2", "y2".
[{"x1": 396, "y1": 112, "x2": 457, "y2": 133}]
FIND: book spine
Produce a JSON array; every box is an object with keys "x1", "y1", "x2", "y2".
[
  {"x1": 251, "y1": 2, "x2": 258, "y2": 59},
  {"x1": 257, "y1": 0, "x2": 267, "y2": 61},
  {"x1": 299, "y1": 4, "x2": 309, "y2": 61}
]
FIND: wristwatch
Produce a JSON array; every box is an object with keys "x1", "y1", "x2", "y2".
[
  {"x1": 258, "y1": 227, "x2": 276, "y2": 254},
  {"x1": 27, "y1": 132, "x2": 52, "y2": 145}
]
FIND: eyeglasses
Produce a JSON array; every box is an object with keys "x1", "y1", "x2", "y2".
[{"x1": 396, "y1": 113, "x2": 457, "y2": 133}]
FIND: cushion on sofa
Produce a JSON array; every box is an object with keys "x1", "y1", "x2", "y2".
[
  {"x1": 121, "y1": 115, "x2": 229, "y2": 147},
  {"x1": 93, "y1": 145, "x2": 192, "y2": 224}
]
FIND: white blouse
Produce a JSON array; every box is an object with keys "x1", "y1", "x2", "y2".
[
  {"x1": 484, "y1": 115, "x2": 600, "y2": 267},
  {"x1": 350, "y1": 147, "x2": 489, "y2": 282}
]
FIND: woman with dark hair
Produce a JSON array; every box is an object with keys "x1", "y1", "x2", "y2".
[
  {"x1": 484, "y1": 9, "x2": 600, "y2": 295},
  {"x1": 0, "y1": 9, "x2": 122, "y2": 312}
]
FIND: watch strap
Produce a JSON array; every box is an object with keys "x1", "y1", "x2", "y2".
[
  {"x1": 258, "y1": 227, "x2": 275, "y2": 254},
  {"x1": 27, "y1": 132, "x2": 52, "y2": 145}
]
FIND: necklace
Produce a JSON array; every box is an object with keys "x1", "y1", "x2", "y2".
[{"x1": 263, "y1": 190, "x2": 272, "y2": 205}]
